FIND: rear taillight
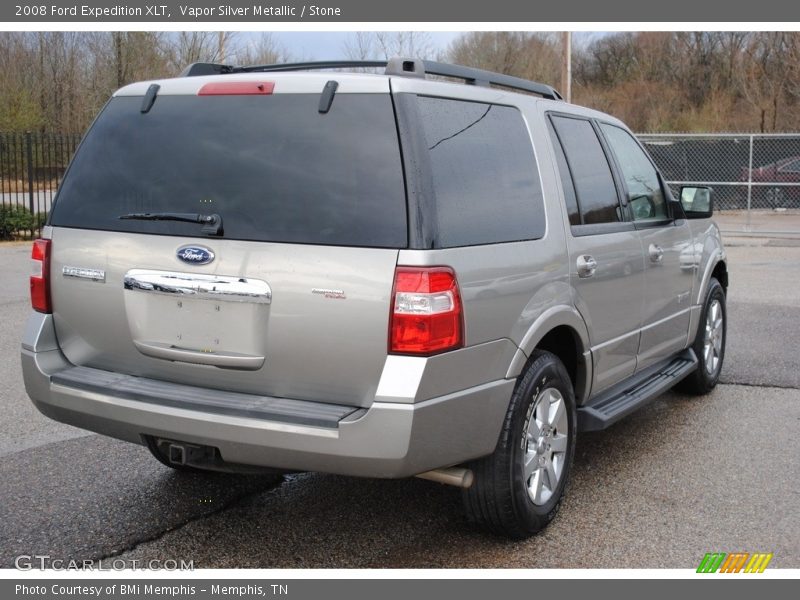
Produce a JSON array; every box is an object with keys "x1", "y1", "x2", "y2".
[
  {"x1": 30, "y1": 239, "x2": 51, "y2": 313},
  {"x1": 390, "y1": 266, "x2": 463, "y2": 356}
]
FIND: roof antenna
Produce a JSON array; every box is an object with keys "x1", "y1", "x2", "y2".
[
  {"x1": 318, "y1": 80, "x2": 339, "y2": 114},
  {"x1": 140, "y1": 84, "x2": 160, "y2": 114}
]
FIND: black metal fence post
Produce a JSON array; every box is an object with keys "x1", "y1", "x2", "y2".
[{"x1": 25, "y1": 131, "x2": 34, "y2": 214}]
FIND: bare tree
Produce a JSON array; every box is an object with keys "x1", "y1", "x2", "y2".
[
  {"x1": 35, "y1": 32, "x2": 86, "y2": 131},
  {"x1": 737, "y1": 32, "x2": 793, "y2": 132},
  {"x1": 343, "y1": 32, "x2": 437, "y2": 60},
  {"x1": 235, "y1": 33, "x2": 292, "y2": 66},
  {"x1": 0, "y1": 33, "x2": 44, "y2": 130},
  {"x1": 342, "y1": 32, "x2": 376, "y2": 60},
  {"x1": 0, "y1": 30, "x2": 799, "y2": 134},
  {"x1": 447, "y1": 32, "x2": 561, "y2": 87},
  {"x1": 166, "y1": 32, "x2": 239, "y2": 73}
]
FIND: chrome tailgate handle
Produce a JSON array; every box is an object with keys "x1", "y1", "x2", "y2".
[
  {"x1": 124, "y1": 270, "x2": 271, "y2": 304},
  {"x1": 576, "y1": 255, "x2": 597, "y2": 278}
]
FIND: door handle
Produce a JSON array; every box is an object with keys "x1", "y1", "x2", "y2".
[
  {"x1": 576, "y1": 255, "x2": 597, "y2": 278},
  {"x1": 649, "y1": 244, "x2": 664, "y2": 263}
]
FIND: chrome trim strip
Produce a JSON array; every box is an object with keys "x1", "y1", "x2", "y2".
[
  {"x1": 590, "y1": 308, "x2": 692, "y2": 354},
  {"x1": 591, "y1": 327, "x2": 641, "y2": 353},
  {"x1": 123, "y1": 269, "x2": 272, "y2": 304},
  {"x1": 132, "y1": 340, "x2": 265, "y2": 370},
  {"x1": 639, "y1": 307, "x2": 692, "y2": 334}
]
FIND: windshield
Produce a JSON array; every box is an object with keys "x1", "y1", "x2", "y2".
[{"x1": 50, "y1": 93, "x2": 408, "y2": 248}]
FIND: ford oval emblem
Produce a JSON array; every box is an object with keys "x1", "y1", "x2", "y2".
[{"x1": 176, "y1": 245, "x2": 215, "y2": 265}]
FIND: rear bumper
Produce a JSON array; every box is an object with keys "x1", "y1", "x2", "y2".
[{"x1": 21, "y1": 314, "x2": 513, "y2": 478}]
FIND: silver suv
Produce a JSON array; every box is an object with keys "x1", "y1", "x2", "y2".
[{"x1": 21, "y1": 58, "x2": 728, "y2": 539}]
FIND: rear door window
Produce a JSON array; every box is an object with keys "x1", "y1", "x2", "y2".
[
  {"x1": 415, "y1": 96, "x2": 545, "y2": 248},
  {"x1": 549, "y1": 115, "x2": 622, "y2": 225},
  {"x1": 50, "y1": 94, "x2": 408, "y2": 248}
]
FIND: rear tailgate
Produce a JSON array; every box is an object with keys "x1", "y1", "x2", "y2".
[{"x1": 47, "y1": 78, "x2": 406, "y2": 408}]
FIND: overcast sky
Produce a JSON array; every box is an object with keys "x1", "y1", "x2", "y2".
[
  {"x1": 245, "y1": 31, "x2": 459, "y2": 59},
  {"x1": 240, "y1": 31, "x2": 607, "y2": 61}
]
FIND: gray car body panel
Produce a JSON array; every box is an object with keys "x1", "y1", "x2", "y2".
[
  {"x1": 21, "y1": 71, "x2": 727, "y2": 476},
  {"x1": 636, "y1": 222, "x2": 695, "y2": 371},
  {"x1": 49, "y1": 228, "x2": 399, "y2": 409},
  {"x1": 22, "y1": 313, "x2": 512, "y2": 477}
]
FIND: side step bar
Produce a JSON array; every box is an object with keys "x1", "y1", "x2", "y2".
[{"x1": 578, "y1": 349, "x2": 698, "y2": 432}]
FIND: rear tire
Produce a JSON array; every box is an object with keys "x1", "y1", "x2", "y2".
[
  {"x1": 766, "y1": 187, "x2": 786, "y2": 209},
  {"x1": 462, "y1": 350, "x2": 577, "y2": 539},
  {"x1": 676, "y1": 277, "x2": 726, "y2": 395}
]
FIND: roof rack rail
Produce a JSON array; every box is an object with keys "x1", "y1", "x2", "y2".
[
  {"x1": 179, "y1": 63, "x2": 236, "y2": 77},
  {"x1": 181, "y1": 58, "x2": 563, "y2": 101}
]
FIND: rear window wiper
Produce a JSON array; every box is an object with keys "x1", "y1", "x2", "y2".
[{"x1": 118, "y1": 212, "x2": 223, "y2": 236}]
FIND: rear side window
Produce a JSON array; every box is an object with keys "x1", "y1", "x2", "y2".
[
  {"x1": 550, "y1": 115, "x2": 621, "y2": 225},
  {"x1": 50, "y1": 94, "x2": 407, "y2": 248},
  {"x1": 416, "y1": 96, "x2": 545, "y2": 248}
]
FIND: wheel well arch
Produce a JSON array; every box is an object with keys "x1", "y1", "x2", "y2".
[
  {"x1": 712, "y1": 260, "x2": 728, "y2": 293},
  {"x1": 696, "y1": 246, "x2": 728, "y2": 305},
  {"x1": 536, "y1": 326, "x2": 580, "y2": 385},
  {"x1": 517, "y1": 324, "x2": 590, "y2": 404}
]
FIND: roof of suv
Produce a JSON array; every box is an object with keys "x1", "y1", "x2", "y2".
[
  {"x1": 116, "y1": 57, "x2": 562, "y2": 98},
  {"x1": 113, "y1": 57, "x2": 626, "y2": 129},
  {"x1": 115, "y1": 72, "x2": 393, "y2": 96}
]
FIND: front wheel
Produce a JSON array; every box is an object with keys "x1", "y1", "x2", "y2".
[
  {"x1": 677, "y1": 277, "x2": 726, "y2": 395},
  {"x1": 462, "y1": 350, "x2": 577, "y2": 539}
]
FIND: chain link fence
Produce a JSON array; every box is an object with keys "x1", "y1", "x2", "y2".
[
  {"x1": 0, "y1": 132, "x2": 81, "y2": 239},
  {"x1": 638, "y1": 133, "x2": 800, "y2": 234}
]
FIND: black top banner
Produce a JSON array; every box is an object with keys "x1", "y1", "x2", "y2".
[{"x1": 3, "y1": 0, "x2": 799, "y2": 22}]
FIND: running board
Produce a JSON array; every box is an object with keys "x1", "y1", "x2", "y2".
[{"x1": 578, "y1": 349, "x2": 698, "y2": 432}]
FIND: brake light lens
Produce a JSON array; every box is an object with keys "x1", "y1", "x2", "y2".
[
  {"x1": 390, "y1": 266, "x2": 463, "y2": 355},
  {"x1": 30, "y1": 239, "x2": 51, "y2": 313},
  {"x1": 198, "y1": 81, "x2": 275, "y2": 96}
]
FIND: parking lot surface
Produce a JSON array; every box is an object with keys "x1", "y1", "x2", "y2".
[{"x1": 1, "y1": 239, "x2": 798, "y2": 568}]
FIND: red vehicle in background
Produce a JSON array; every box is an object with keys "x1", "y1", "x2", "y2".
[{"x1": 741, "y1": 156, "x2": 800, "y2": 208}]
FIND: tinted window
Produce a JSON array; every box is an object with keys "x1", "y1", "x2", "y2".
[
  {"x1": 50, "y1": 94, "x2": 407, "y2": 248},
  {"x1": 416, "y1": 96, "x2": 545, "y2": 247},
  {"x1": 547, "y1": 120, "x2": 581, "y2": 226},
  {"x1": 550, "y1": 115, "x2": 620, "y2": 225},
  {"x1": 780, "y1": 158, "x2": 800, "y2": 173},
  {"x1": 601, "y1": 123, "x2": 667, "y2": 221}
]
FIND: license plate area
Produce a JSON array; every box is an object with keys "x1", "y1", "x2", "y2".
[{"x1": 123, "y1": 269, "x2": 271, "y2": 364}]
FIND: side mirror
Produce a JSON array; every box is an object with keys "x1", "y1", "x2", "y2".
[
  {"x1": 680, "y1": 186, "x2": 714, "y2": 219},
  {"x1": 630, "y1": 195, "x2": 656, "y2": 220}
]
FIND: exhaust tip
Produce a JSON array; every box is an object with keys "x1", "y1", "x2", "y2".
[{"x1": 415, "y1": 467, "x2": 474, "y2": 488}]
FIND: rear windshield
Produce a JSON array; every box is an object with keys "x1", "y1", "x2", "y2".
[{"x1": 50, "y1": 93, "x2": 408, "y2": 248}]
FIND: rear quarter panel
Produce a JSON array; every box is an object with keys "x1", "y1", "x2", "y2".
[{"x1": 395, "y1": 94, "x2": 575, "y2": 397}]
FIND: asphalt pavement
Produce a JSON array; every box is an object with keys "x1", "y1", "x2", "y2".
[{"x1": 0, "y1": 238, "x2": 798, "y2": 569}]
